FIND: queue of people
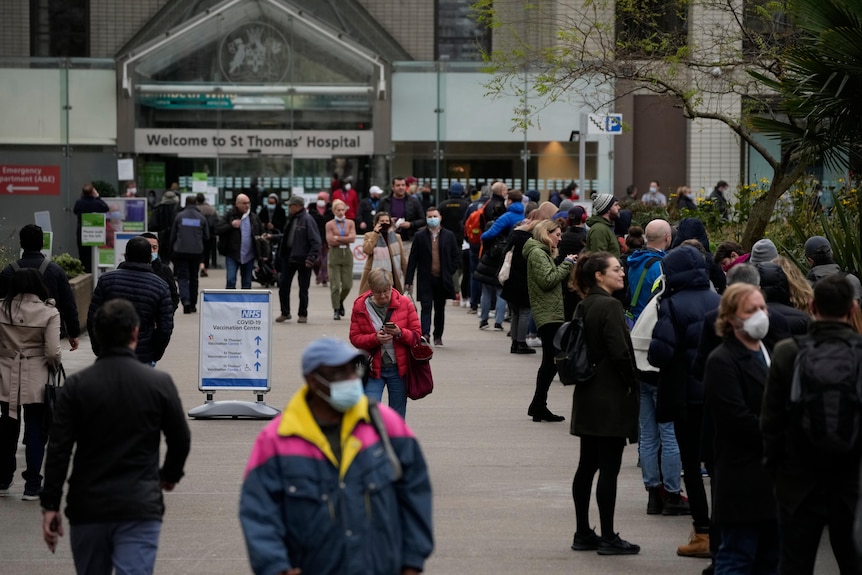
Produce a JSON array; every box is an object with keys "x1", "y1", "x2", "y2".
[{"x1": 12, "y1": 177, "x2": 862, "y2": 575}]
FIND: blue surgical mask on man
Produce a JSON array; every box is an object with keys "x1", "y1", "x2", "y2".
[
  {"x1": 151, "y1": 252, "x2": 159, "y2": 262},
  {"x1": 426, "y1": 217, "x2": 440, "y2": 228},
  {"x1": 314, "y1": 376, "x2": 364, "y2": 412}
]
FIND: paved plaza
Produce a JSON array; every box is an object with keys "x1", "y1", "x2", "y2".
[{"x1": 0, "y1": 269, "x2": 840, "y2": 574}]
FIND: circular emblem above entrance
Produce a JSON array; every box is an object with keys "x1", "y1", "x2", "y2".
[{"x1": 219, "y1": 22, "x2": 291, "y2": 83}]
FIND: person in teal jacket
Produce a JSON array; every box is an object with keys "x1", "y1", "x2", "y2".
[
  {"x1": 239, "y1": 338, "x2": 433, "y2": 575},
  {"x1": 524, "y1": 220, "x2": 577, "y2": 422}
]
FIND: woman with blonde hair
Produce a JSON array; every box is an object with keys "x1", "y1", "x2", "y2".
[
  {"x1": 524, "y1": 219, "x2": 577, "y2": 422},
  {"x1": 773, "y1": 256, "x2": 814, "y2": 312},
  {"x1": 703, "y1": 282, "x2": 778, "y2": 573},
  {"x1": 0, "y1": 268, "x2": 61, "y2": 499},
  {"x1": 325, "y1": 199, "x2": 356, "y2": 320},
  {"x1": 359, "y1": 211, "x2": 407, "y2": 294},
  {"x1": 349, "y1": 268, "x2": 422, "y2": 419}
]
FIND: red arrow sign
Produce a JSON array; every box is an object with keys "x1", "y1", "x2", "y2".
[{"x1": 0, "y1": 165, "x2": 61, "y2": 195}]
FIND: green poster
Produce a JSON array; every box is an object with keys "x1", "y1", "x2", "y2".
[
  {"x1": 142, "y1": 163, "x2": 166, "y2": 190},
  {"x1": 98, "y1": 247, "x2": 114, "y2": 267}
]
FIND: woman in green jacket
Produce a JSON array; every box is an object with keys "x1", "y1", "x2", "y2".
[{"x1": 523, "y1": 220, "x2": 577, "y2": 422}]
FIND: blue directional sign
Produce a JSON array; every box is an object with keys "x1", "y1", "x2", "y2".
[{"x1": 198, "y1": 290, "x2": 272, "y2": 391}]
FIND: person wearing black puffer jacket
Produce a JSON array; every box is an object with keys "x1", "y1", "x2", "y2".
[
  {"x1": 671, "y1": 217, "x2": 726, "y2": 294},
  {"x1": 501, "y1": 218, "x2": 538, "y2": 354},
  {"x1": 648, "y1": 245, "x2": 721, "y2": 559},
  {"x1": 87, "y1": 237, "x2": 174, "y2": 364},
  {"x1": 755, "y1": 262, "x2": 811, "y2": 336}
]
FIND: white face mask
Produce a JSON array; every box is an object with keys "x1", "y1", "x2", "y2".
[
  {"x1": 739, "y1": 310, "x2": 769, "y2": 340},
  {"x1": 344, "y1": 183, "x2": 352, "y2": 191},
  {"x1": 649, "y1": 186, "x2": 658, "y2": 194},
  {"x1": 316, "y1": 200, "x2": 326, "y2": 208}
]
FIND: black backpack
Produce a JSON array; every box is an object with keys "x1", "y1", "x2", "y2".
[
  {"x1": 552, "y1": 302, "x2": 596, "y2": 386},
  {"x1": 790, "y1": 335, "x2": 862, "y2": 454}
]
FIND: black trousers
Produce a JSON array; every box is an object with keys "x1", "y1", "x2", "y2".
[
  {"x1": 279, "y1": 262, "x2": 312, "y2": 317},
  {"x1": 675, "y1": 403, "x2": 710, "y2": 531},
  {"x1": 419, "y1": 276, "x2": 447, "y2": 339},
  {"x1": 777, "y1": 487, "x2": 858, "y2": 575}
]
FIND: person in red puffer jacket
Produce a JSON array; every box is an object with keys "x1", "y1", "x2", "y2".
[{"x1": 349, "y1": 268, "x2": 422, "y2": 419}]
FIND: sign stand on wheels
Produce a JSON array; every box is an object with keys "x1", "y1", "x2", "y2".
[{"x1": 189, "y1": 289, "x2": 280, "y2": 419}]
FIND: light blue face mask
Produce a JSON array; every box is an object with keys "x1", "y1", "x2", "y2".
[
  {"x1": 426, "y1": 217, "x2": 440, "y2": 228},
  {"x1": 315, "y1": 376, "x2": 364, "y2": 412},
  {"x1": 151, "y1": 252, "x2": 159, "y2": 262}
]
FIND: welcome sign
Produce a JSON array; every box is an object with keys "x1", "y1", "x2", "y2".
[{"x1": 135, "y1": 129, "x2": 374, "y2": 157}]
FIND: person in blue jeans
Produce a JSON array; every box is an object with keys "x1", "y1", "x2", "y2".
[
  {"x1": 638, "y1": 373, "x2": 683, "y2": 513},
  {"x1": 349, "y1": 269, "x2": 423, "y2": 419},
  {"x1": 216, "y1": 194, "x2": 263, "y2": 290}
]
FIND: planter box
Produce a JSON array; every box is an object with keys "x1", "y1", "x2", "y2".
[{"x1": 69, "y1": 273, "x2": 93, "y2": 333}]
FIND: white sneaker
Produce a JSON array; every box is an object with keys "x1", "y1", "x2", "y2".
[{"x1": 525, "y1": 336, "x2": 542, "y2": 347}]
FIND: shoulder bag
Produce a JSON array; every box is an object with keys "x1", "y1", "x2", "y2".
[{"x1": 43, "y1": 363, "x2": 66, "y2": 434}]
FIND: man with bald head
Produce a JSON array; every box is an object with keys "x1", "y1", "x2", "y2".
[
  {"x1": 216, "y1": 193, "x2": 264, "y2": 289},
  {"x1": 627, "y1": 219, "x2": 671, "y2": 321},
  {"x1": 626, "y1": 218, "x2": 681, "y2": 518}
]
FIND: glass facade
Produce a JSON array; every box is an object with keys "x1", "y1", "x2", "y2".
[
  {"x1": 436, "y1": 0, "x2": 491, "y2": 62},
  {"x1": 126, "y1": 1, "x2": 380, "y2": 197},
  {"x1": 391, "y1": 62, "x2": 612, "y2": 199}
]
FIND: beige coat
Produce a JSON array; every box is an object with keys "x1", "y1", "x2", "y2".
[
  {"x1": 358, "y1": 230, "x2": 408, "y2": 294},
  {"x1": 0, "y1": 294, "x2": 61, "y2": 416}
]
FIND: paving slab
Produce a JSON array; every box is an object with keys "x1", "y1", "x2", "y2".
[{"x1": 0, "y1": 268, "x2": 839, "y2": 574}]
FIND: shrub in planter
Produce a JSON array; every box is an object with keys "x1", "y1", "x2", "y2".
[{"x1": 53, "y1": 253, "x2": 85, "y2": 279}]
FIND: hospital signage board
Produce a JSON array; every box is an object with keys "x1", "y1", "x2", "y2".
[
  {"x1": 0, "y1": 165, "x2": 60, "y2": 195},
  {"x1": 199, "y1": 290, "x2": 272, "y2": 391},
  {"x1": 135, "y1": 129, "x2": 374, "y2": 156}
]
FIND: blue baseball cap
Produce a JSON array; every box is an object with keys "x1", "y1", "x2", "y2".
[{"x1": 301, "y1": 338, "x2": 364, "y2": 375}]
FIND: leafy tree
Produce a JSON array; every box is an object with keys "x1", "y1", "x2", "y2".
[
  {"x1": 751, "y1": 0, "x2": 862, "y2": 174},
  {"x1": 475, "y1": 0, "x2": 829, "y2": 249}
]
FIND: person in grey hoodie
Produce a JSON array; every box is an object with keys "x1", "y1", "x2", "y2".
[{"x1": 804, "y1": 236, "x2": 862, "y2": 302}]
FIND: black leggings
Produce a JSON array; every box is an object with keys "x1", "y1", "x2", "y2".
[
  {"x1": 573, "y1": 435, "x2": 626, "y2": 538},
  {"x1": 529, "y1": 322, "x2": 562, "y2": 411}
]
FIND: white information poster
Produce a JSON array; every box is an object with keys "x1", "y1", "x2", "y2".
[
  {"x1": 199, "y1": 290, "x2": 272, "y2": 391},
  {"x1": 117, "y1": 158, "x2": 135, "y2": 181}
]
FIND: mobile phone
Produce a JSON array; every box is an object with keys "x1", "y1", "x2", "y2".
[{"x1": 384, "y1": 322, "x2": 395, "y2": 329}]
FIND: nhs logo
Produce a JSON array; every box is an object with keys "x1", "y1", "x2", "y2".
[{"x1": 241, "y1": 310, "x2": 262, "y2": 318}]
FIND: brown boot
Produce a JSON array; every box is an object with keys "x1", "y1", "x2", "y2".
[{"x1": 677, "y1": 531, "x2": 710, "y2": 558}]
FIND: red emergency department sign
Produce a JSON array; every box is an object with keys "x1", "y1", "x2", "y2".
[{"x1": 0, "y1": 165, "x2": 61, "y2": 195}]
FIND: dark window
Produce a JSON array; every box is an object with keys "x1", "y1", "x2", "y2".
[
  {"x1": 436, "y1": 0, "x2": 491, "y2": 61},
  {"x1": 742, "y1": 0, "x2": 793, "y2": 59},
  {"x1": 30, "y1": 0, "x2": 89, "y2": 57},
  {"x1": 616, "y1": 0, "x2": 687, "y2": 58}
]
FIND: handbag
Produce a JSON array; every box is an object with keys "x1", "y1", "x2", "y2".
[
  {"x1": 43, "y1": 363, "x2": 66, "y2": 434},
  {"x1": 406, "y1": 354, "x2": 434, "y2": 400},
  {"x1": 497, "y1": 248, "x2": 514, "y2": 284},
  {"x1": 410, "y1": 338, "x2": 434, "y2": 362}
]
